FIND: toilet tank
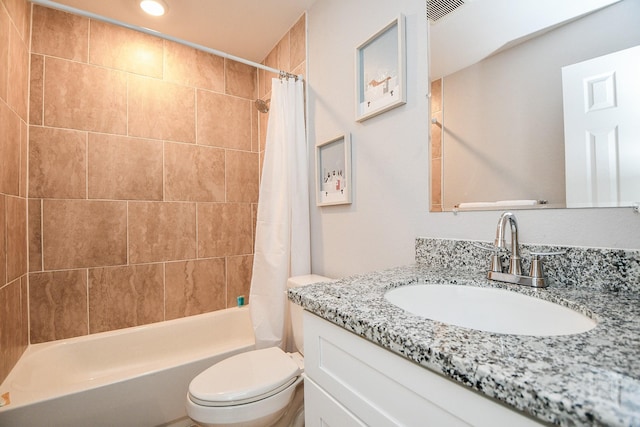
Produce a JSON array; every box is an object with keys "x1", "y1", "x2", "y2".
[{"x1": 287, "y1": 274, "x2": 332, "y2": 355}]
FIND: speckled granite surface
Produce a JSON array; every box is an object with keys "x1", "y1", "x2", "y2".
[
  {"x1": 289, "y1": 239, "x2": 640, "y2": 426},
  {"x1": 415, "y1": 238, "x2": 640, "y2": 293}
]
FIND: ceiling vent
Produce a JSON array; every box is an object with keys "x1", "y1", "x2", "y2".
[{"x1": 427, "y1": 0, "x2": 466, "y2": 22}]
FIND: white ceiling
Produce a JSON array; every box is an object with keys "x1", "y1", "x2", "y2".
[{"x1": 36, "y1": 0, "x2": 316, "y2": 63}]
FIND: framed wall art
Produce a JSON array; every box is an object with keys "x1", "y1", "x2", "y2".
[
  {"x1": 316, "y1": 134, "x2": 352, "y2": 206},
  {"x1": 355, "y1": 14, "x2": 406, "y2": 122}
]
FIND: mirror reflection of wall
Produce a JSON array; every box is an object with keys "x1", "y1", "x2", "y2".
[{"x1": 429, "y1": 0, "x2": 640, "y2": 212}]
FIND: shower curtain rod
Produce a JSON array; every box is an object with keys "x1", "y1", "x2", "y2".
[{"x1": 30, "y1": 0, "x2": 303, "y2": 81}]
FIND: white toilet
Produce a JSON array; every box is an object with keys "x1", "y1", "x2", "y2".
[{"x1": 186, "y1": 274, "x2": 332, "y2": 427}]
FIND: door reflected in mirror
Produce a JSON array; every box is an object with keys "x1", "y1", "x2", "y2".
[
  {"x1": 429, "y1": 0, "x2": 640, "y2": 212},
  {"x1": 562, "y1": 45, "x2": 640, "y2": 208}
]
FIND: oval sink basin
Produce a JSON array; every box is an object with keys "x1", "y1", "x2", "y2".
[{"x1": 384, "y1": 285, "x2": 596, "y2": 336}]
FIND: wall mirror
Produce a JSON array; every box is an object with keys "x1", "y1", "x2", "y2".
[{"x1": 428, "y1": 0, "x2": 640, "y2": 212}]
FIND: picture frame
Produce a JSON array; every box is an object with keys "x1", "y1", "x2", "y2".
[
  {"x1": 355, "y1": 14, "x2": 406, "y2": 122},
  {"x1": 316, "y1": 134, "x2": 352, "y2": 206}
]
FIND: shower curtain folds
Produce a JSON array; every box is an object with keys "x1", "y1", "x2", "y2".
[{"x1": 249, "y1": 77, "x2": 310, "y2": 350}]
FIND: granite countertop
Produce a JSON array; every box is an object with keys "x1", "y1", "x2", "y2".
[{"x1": 288, "y1": 264, "x2": 640, "y2": 426}]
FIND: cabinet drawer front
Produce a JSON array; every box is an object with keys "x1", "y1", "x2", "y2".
[
  {"x1": 304, "y1": 312, "x2": 543, "y2": 427},
  {"x1": 304, "y1": 376, "x2": 367, "y2": 427},
  {"x1": 305, "y1": 313, "x2": 470, "y2": 426}
]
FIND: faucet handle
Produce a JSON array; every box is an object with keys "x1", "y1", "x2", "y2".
[
  {"x1": 528, "y1": 251, "x2": 565, "y2": 279},
  {"x1": 472, "y1": 242, "x2": 504, "y2": 272}
]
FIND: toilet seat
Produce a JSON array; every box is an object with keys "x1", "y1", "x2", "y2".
[{"x1": 188, "y1": 347, "x2": 302, "y2": 407}]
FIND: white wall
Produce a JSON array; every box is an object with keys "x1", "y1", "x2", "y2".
[{"x1": 307, "y1": 0, "x2": 640, "y2": 279}]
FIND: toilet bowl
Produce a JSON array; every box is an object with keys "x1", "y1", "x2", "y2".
[
  {"x1": 186, "y1": 275, "x2": 332, "y2": 427},
  {"x1": 186, "y1": 347, "x2": 303, "y2": 427}
]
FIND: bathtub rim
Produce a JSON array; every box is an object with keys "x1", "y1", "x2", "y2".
[{"x1": 0, "y1": 306, "x2": 255, "y2": 412}]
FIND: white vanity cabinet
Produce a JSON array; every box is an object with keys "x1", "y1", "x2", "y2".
[{"x1": 303, "y1": 312, "x2": 544, "y2": 427}]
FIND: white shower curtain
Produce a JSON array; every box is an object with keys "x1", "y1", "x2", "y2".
[{"x1": 249, "y1": 77, "x2": 310, "y2": 350}]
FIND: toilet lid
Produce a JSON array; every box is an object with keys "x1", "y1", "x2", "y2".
[{"x1": 189, "y1": 347, "x2": 301, "y2": 406}]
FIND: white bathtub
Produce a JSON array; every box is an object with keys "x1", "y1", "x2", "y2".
[{"x1": 0, "y1": 307, "x2": 255, "y2": 427}]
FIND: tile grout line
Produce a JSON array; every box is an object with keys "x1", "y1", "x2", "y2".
[
  {"x1": 39, "y1": 198, "x2": 44, "y2": 273},
  {"x1": 85, "y1": 267, "x2": 90, "y2": 335}
]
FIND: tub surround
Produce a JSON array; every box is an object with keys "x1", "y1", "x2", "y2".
[
  {"x1": 26, "y1": 4, "x2": 261, "y2": 344},
  {"x1": 19, "y1": 5, "x2": 306, "y2": 353},
  {"x1": 288, "y1": 238, "x2": 640, "y2": 426},
  {"x1": 0, "y1": 0, "x2": 30, "y2": 386}
]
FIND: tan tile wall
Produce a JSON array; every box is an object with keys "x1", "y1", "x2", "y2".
[
  {"x1": 258, "y1": 14, "x2": 307, "y2": 154},
  {"x1": 0, "y1": 0, "x2": 30, "y2": 384},
  {"x1": 26, "y1": 5, "x2": 307, "y2": 346},
  {"x1": 430, "y1": 79, "x2": 443, "y2": 212},
  {"x1": 26, "y1": 4, "x2": 260, "y2": 345}
]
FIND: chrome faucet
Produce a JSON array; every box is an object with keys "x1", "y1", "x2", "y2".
[
  {"x1": 494, "y1": 212, "x2": 522, "y2": 276},
  {"x1": 482, "y1": 212, "x2": 563, "y2": 288}
]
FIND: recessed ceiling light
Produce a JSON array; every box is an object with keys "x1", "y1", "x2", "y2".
[{"x1": 140, "y1": 0, "x2": 167, "y2": 16}]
